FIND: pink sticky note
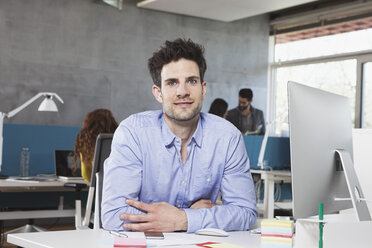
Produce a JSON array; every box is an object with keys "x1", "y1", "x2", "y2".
[{"x1": 113, "y1": 237, "x2": 147, "y2": 247}]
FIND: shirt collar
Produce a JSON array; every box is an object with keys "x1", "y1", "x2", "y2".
[
  {"x1": 161, "y1": 112, "x2": 203, "y2": 148},
  {"x1": 161, "y1": 114, "x2": 176, "y2": 147},
  {"x1": 192, "y1": 115, "x2": 203, "y2": 148}
]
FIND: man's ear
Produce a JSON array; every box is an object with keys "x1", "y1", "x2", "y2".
[
  {"x1": 152, "y1": 85, "x2": 163, "y2": 103},
  {"x1": 202, "y1": 81, "x2": 207, "y2": 100}
]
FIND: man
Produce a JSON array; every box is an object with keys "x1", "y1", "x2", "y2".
[
  {"x1": 227, "y1": 88, "x2": 265, "y2": 135},
  {"x1": 101, "y1": 38, "x2": 257, "y2": 233}
]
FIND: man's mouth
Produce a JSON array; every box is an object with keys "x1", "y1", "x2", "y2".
[{"x1": 174, "y1": 101, "x2": 193, "y2": 107}]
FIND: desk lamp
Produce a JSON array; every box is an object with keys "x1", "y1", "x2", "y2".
[
  {"x1": 0, "y1": 92, "x2": 64, "y2": 179},
  {"x1": 103, "y1": 0, "x2": 123, "y2": 10}
]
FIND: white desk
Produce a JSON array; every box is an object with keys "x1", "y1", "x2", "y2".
[
  {"x1": 0, "y1": 178, "x2": 87, "y2": 192},
  {"x1": 0, "y1": 178, "x2": 88, "y2": 220},
  {"x1": 251, "y1": 169, "x2": 292, "y2": 219},
  {"x1": 7, "y1": 229, "x2": 261, "y2": 248}
]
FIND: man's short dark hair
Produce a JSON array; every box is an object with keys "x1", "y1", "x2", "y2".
[
  {"x1": 148, "y1": 38, "x2": 207, "y2": 87},
  {"x1": 239, "y1": 88, "x2": 253, "y2": 101}
]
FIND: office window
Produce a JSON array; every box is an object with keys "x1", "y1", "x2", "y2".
[
  {"x1": 275, "y1": 29, "x2": 372, "y2": 62},
  {"x1": 271, "y1": 27, "x2": 372, "y2": 133},
  {"x1": 275, "y1": 60, "x2": 356, "y2": 134}
]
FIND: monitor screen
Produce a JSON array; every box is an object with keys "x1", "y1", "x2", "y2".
[{"x1": 288, "y1": 81, "x2": 353, "y2": 219}]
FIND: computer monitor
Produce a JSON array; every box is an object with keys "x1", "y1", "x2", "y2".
[{"x1": 288, "y1": 81, "x2": 371, "y2": 221}]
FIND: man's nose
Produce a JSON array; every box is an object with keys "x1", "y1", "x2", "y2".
[{"x1": 176, "y1": 82, "x2": 190, "y2": 97}]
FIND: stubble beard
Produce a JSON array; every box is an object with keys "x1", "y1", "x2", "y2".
[
  {"x1": 164, "y1": 102, "x2": 202, "y2": 122},
  {"x1": 239, "y1": 105, "x2": 248, "y2": 111}
]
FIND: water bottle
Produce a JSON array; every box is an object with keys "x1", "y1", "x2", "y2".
[{"x1": 20, "y1": 147, "x2": 30, "y2": 177}]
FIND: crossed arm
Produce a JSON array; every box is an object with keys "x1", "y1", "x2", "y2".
[
  {"x1": 101, "y1": 122, "x2": 257, "y2": 232},
  {"x1": 121, "y1": 199, "x2": 215, "y2": 232}
]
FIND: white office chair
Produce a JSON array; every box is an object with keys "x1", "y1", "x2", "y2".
[
  {"x1": 3, "y1": 220, "x2": 46, "y2": 235},
  {"x1": 76, "y1": 133, "x2": 113, "y2": 229},
  {"x1": 257, "y1": 123, "x2": 271, "y2": 170},
  {"x1": 64, "y1": 182, "x2": 87, "y2": 228}
]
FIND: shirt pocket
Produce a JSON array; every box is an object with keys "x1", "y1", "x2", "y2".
[{"x1": 191, "y1": 171, "x2": 214, "y2": 199}]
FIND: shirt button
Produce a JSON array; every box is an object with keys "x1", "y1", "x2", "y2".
[
  {"x1": 177, "y1": 204, "x2": 181, "y2": 208},
  {"x1": 182, "y1": 180, "x2": 185, "y2": 184},
  {"x1": 206, "y1": 178, "x2": 211, "y2": 182}
]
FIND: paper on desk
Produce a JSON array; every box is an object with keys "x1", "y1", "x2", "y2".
[
  {"x1": 6, "y1": 178, "x2": 41, "y2": 183},
  {"x1": 120, "y1": 232, "x2": 240, "y2": 248},
  {"x1": 120, "y1": 231, "x2": 201, "y2": 247},
  {"x1": 203, "y1": 243, "x2": 245, "y2": 248},
  {"x1": 146, "y1": 232, "x2": 211, "y2": 247}
]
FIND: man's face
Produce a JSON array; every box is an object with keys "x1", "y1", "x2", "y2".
[
  {"x1": 238, "y1": 96, "x2": 251, "y2": 111},
  {"x1": 152, "y1": 58, "x2": 206, "y2": 122}
]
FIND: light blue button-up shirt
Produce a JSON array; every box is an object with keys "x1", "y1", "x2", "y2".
[{"x1": 101, "y1": 110, "x2": 257, "y2": 232}]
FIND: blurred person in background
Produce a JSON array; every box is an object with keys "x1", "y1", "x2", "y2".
[
  {"x1": 208, "y1": 98, "x2": 228, "y2": 118},
  {"x1": 73, "y1": 109, "x2": 118, "y2": 182},
  {"x1": 227, "y1": 88, "x2": 265, "y2": 135}
]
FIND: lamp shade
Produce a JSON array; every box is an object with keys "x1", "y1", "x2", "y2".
[
  {"x1": 38, "y1": 96, "x2": 58, "y2": 112},
  {"x1": 103, "y1": 0, "x2": 122, "y2": 10}
]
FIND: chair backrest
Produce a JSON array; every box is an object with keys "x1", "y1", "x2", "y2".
[
  {"x1": 91, "y1": 133, "x2": 113, "y2": 187},
  {"x1": 83, "y1": 133, "x2": 113, "y2": 228}
]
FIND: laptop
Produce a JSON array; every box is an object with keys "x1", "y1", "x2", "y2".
[{"x1": 54, "y1": 150, "x2": 83, "y2": 181}]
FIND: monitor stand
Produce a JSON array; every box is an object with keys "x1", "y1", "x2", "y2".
[{"x1": 335, "y1": 149, "x2": 371, "y2": 221}]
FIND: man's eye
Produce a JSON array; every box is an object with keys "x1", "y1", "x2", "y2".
[
  {"x1": 189, "y1": 79, "x2": 197, "y2": 84},
  {"x1": 168, "y1": 81, "x2": 176, "y2": 86}
]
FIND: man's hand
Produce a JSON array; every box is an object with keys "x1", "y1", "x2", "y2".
[
  {"x1": 190, "y1": 199, "x2": 215, "y2": 209},
  {"x1": 120, "y1": 199, "x2": 188, "y2": 232}
]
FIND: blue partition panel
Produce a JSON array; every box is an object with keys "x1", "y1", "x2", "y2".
[
  {"x1": 243, "y1": 135, "x2": 291, "y2": 170},
  {"x1": 2, "y1": 123, "x2": 81, "y2": 176},
  {"x1": 244, "y1": 135, "x2": 292, "y2": 201}
]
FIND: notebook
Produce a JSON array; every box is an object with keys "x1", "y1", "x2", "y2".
[
  {"x1": 54, "y1": 150, "x2": 83, "y2": 181},
  {"x1": 113, "y1": 237, "x2": 146, "y2": 247}
]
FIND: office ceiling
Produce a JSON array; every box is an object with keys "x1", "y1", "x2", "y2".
[{"x1": 136, "y1": 0, "x2": 319, "y2": 22}]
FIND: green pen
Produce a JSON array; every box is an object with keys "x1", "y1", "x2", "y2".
[{"x1": 319, "y1": 202, "x2": 324, "y2": 248}]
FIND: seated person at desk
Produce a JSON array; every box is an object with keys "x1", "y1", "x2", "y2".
[
  {"x1": 227, "y1": 88, "x2": 265, "y2": 135},
  {"x1": 208, "y1": 98, "x2": 228, "y2": 118},
  {"x1": 101, "y1": 38, "x2": 257, "y2": 233},
  {"x1": 73, "y1": 109, "x2": 118, "y2": 182}
]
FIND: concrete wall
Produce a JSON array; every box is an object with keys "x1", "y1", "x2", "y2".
[{"x1": 0, "y1": 0, "x2": 270, "y2": 126}]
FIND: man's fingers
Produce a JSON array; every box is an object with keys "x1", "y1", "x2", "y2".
[
  {"x1": 120, "y1": 213, "x2": 149, "y2": 222},
  {"x1": 123, "y1": 221, "x2": 153, "y2": 231},
  {"x1": 126, "y1": 199, "x2": 152, "y2": 212}
]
